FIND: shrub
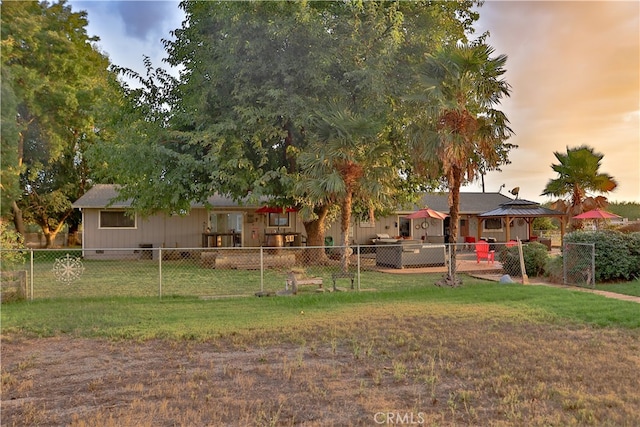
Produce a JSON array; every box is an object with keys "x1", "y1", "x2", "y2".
[
  {"x1": 0, "y1": 222, "x2": 28, "y2": 302},
  {"x1": 500, "y1": 242, "x2": 549, "y2": 277},
  {"x1": 625, "y1": 232, "x2": 640, "y2": 279},
  {"x1": 564, "y1": 230, "x2": 639, "y2": 282},
  {"x1": 544, "y1": 255, "x2": 564, "y2": 283},
  {"x1": 0, "y1": 222, "x2": 26, "y2": 270}
]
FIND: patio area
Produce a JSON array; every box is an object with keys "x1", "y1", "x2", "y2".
[{"x1": 363, "y1": 250, "x2": 504, "y2": 275}]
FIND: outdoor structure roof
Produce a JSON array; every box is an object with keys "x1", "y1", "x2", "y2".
[
  {"x1": 477, "y1": 199, "x2": 565, "y2": 218},
  {"x1": 476, "y1": 198, "x2": 566, "y2": 241},
  {"x1": 72, "y1": 184, "x2": 247, "y2": 209},
  {"x1": 405, "y1": 192, "x2": 515, "y2": 214}
]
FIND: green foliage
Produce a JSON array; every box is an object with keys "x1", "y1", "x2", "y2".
[
  {"x1": 1, "y1": 67, "x2": 21, "y2": 217},
  {"x1": 1, "y1": 0, "x2": 121, "y2": 244},
  {"x1": 0, "y1": 222, "x2": 27, "y2": 270},
  {"x1": 499, "y1": 242, "x2": 549, "y2": 277},
  {"x1": 543, "y1": 255, "x2": 564, "y2": 283},
  {"x1": 407, "y1": 42, "x2": 514, "y2": 279},
  {"x1": 93, "y1": 2, "x2": 478, "y2": 223},
  {"x1": 607, "y1": 201, "x2": 640, "y2": 221},
  {"x1": 532, "y1": 217, "x2": 558, "y2": 231},
  {"x1": 564, "y1": 230, "x2": 640, "y2": 282},
  {"x1": 541, "y1": 145, "x2": 617, "y2": 212}
]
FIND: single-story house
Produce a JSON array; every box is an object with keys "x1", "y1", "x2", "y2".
[
  {"x1": 72, "y1": 184, "x2": 307, "y2": 257},
  {"x1": 73, "y1": 186, "x2": 558, "y2": 256},
  {"x1": 326, "y1": 192, "x2": 530, "y2": 246}
]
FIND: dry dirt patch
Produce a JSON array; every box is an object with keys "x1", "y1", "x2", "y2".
[{"x1": 2, "y1": 314, "x2": 640, "y2": 426}]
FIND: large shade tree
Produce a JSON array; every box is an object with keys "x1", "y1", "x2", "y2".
[
  {"x1": 1, "y1": 66, "x2": 21, "y2": 222},
  {"x1": 92, "y1": 1, "x2": 479, "y2": 253},
  {"x1": 1, "y1": 0, "x2": 120, "y2": 246},
  {"x1": 407, "y1": 43, "x2": 514, "y2": 285},
  {"x1": 541, "y1": 145, "x2": 618, "y2": 227}
]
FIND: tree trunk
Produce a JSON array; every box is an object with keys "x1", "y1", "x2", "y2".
[
  {"x1": 44, "y1": 231, "x2": 54, "y2": 248},
  {"x1": 445, "y1": 168, "x2": 463, "y2": 286},
  {"x1": 340, "y1": 190, "x2": 353, "y2": 273},
  {"x1": 11, "y1": 201, "x2": 25, "y2": 237},
  {"x1": 302, "y1": 205, "x2": 329, "y2": 264}
]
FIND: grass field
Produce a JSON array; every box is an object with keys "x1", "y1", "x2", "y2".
[
  {"x1": 2, "y1": 280, "x2": 639, "y2": 426},
  {"x1": 22, "y1": 252, "x2": 456, "y2": 299},
  {"x1": 595, "y1": 278, "x2": 640, "y2": 297}
]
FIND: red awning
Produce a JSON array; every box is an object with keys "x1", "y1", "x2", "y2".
[{"x1": 255, "y1": 206, "x2": 298, "y2": 214}]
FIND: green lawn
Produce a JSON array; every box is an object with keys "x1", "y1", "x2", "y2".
[
  {"x1": 595, "y1": 278, "x2": 640, "y2": 297},
  {"x1": 3, "y1": 281, "x2": 638, "y2": 341},
  {"x1": 4, "y1": 279, "x2": 639, "y2": 426}
]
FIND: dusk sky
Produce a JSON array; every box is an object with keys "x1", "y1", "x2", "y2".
[{"x1": 70, "y1": 1, "x2": 640, "y2": 203}]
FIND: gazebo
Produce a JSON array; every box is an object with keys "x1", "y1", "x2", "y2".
[{"x1": 477, "y1": 199, "x2": 566, "y2": 243}]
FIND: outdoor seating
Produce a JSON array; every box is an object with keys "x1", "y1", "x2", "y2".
[
  {"x1": 285, "y1": 269, "x2": 323, "y2": 294},
  {"x1": 375, "y1": 243, "x2": 446, "y2": 268},
  {"x1": 464, "y1": 236, "x2": 476, "y2": 250},
  {"x1": 475, "y1": 241, "x2": 495, "y2": 263}
]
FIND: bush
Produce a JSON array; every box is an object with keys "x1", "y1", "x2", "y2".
[
  {"x1": 500, "y1": 242, "x2": 549, "y2": 277},
  {"x1": 1, "y1": 222, "x2": 27, "y2": 303},
  {"x1": 544, "y1": 255, "x2": 564, "y2": 283},
  {"x1": 0, "y1": 222, "x2": 26, "y2": 270},
  {"x1": 626, "y1": 232, "x2": 640, "y2": 279},
  {"x1": 564, "y1": 230, "x2": 639, "y2": 282}
]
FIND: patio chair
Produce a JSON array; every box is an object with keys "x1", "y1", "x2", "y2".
[
  {"x1": 475, "y1": 240, "x2": 495, "y2": 263},
  {"x1": 464, "y1": 236, "x2": 476, "y2": 251}
]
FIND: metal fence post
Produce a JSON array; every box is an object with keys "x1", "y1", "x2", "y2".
[
  {"x1": 562, "y1": 242, "x2": 567, "y2": 285},
  {"x1": 260, "y1": 246, "x2": 264, "y2": 293},
  {"x1": 158, "y1": 247, "x2": 163, "y2": 299},
  {"x1": 356, "y1": 244, "x2": 361, "y2": 291},
  {"x1": 591, "y1": 243, "x2": 596, "y2": 288},
  {"x1": 30, "y1": 248, "x2": 34, "y2": 301}
]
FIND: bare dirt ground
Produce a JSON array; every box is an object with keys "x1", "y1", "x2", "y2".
[{"x1": 3, "y1": 310, "x2": 640, "y2": 426}]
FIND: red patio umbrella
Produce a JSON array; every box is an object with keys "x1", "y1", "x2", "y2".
[
  {"x1": 572, "y1": 208, "x2": 621, "y2": 220},
  {"x1": 255, "y1": 206, "x2": 298, "y2": 214},
  {"x1": 404, "y1": 207, "x2": 449, "y2": 220}
]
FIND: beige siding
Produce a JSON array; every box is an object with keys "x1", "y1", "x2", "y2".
[
  {"x1": 80, "y1": 208, "x2": 208, "y2": 249},
  {"x1": 325, "y1": 216, "x2": 447, "y2": 246},
  {"x1": 80, "y1": 208, "x2": 308, "y2": 250}
]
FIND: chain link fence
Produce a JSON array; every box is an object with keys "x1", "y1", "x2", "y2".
[
  {"x1": 562, "y1": 242, "x2": 596, "y2": 288},
  {"x1": 1, "y1": 242, "x2": 547, "y2": 301}
]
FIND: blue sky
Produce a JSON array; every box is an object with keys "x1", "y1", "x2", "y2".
[{"x1": 70, "y1": 1, "x2": 640, "y2": 203}]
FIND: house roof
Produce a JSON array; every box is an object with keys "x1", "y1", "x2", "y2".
[
  {"x1": 75, "y1": 185, "x2": 525, "y2": 216},
  {"x1": 477, "y1": 199, "x2": 565, "y2": 218},
  {"x1": 72, "y1": 184, "x2": 130, "y2": 208},
  {"x1": 72, "y1": 184, "x2": 245, "y2": 209},
  {"x1": 406, "y1": 192, "x2": 515, "y2": 215}
]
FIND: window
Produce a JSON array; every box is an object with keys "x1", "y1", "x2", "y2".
[
  {"x1": 100, "y1": 210, "x2": 136, "y2": 228},
  {"x1": 268, "y1": 212, "x2": 290, "y2": 227},
  {"x1": 483, "y1": 218, "x2": 503, "y2": 231}
]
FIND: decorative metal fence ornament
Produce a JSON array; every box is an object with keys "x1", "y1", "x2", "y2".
[{"x1": 52, "y1": 254, "x2": 85, "y2": 283}]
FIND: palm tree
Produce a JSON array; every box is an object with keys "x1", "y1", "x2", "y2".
[
  {"x1": 296, "y1": 105, "x2": 393, "y2": 272},
  {"x1": 407, "y1": 43, "x2": 513, "y2": 285},
  {"x1": 541, "y1": 145, "x2": 618, "y2": 224}
]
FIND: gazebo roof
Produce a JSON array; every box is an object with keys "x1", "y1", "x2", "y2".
[{"x1": 477, "y1": 199, "x2": 565, "y2": 218}]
